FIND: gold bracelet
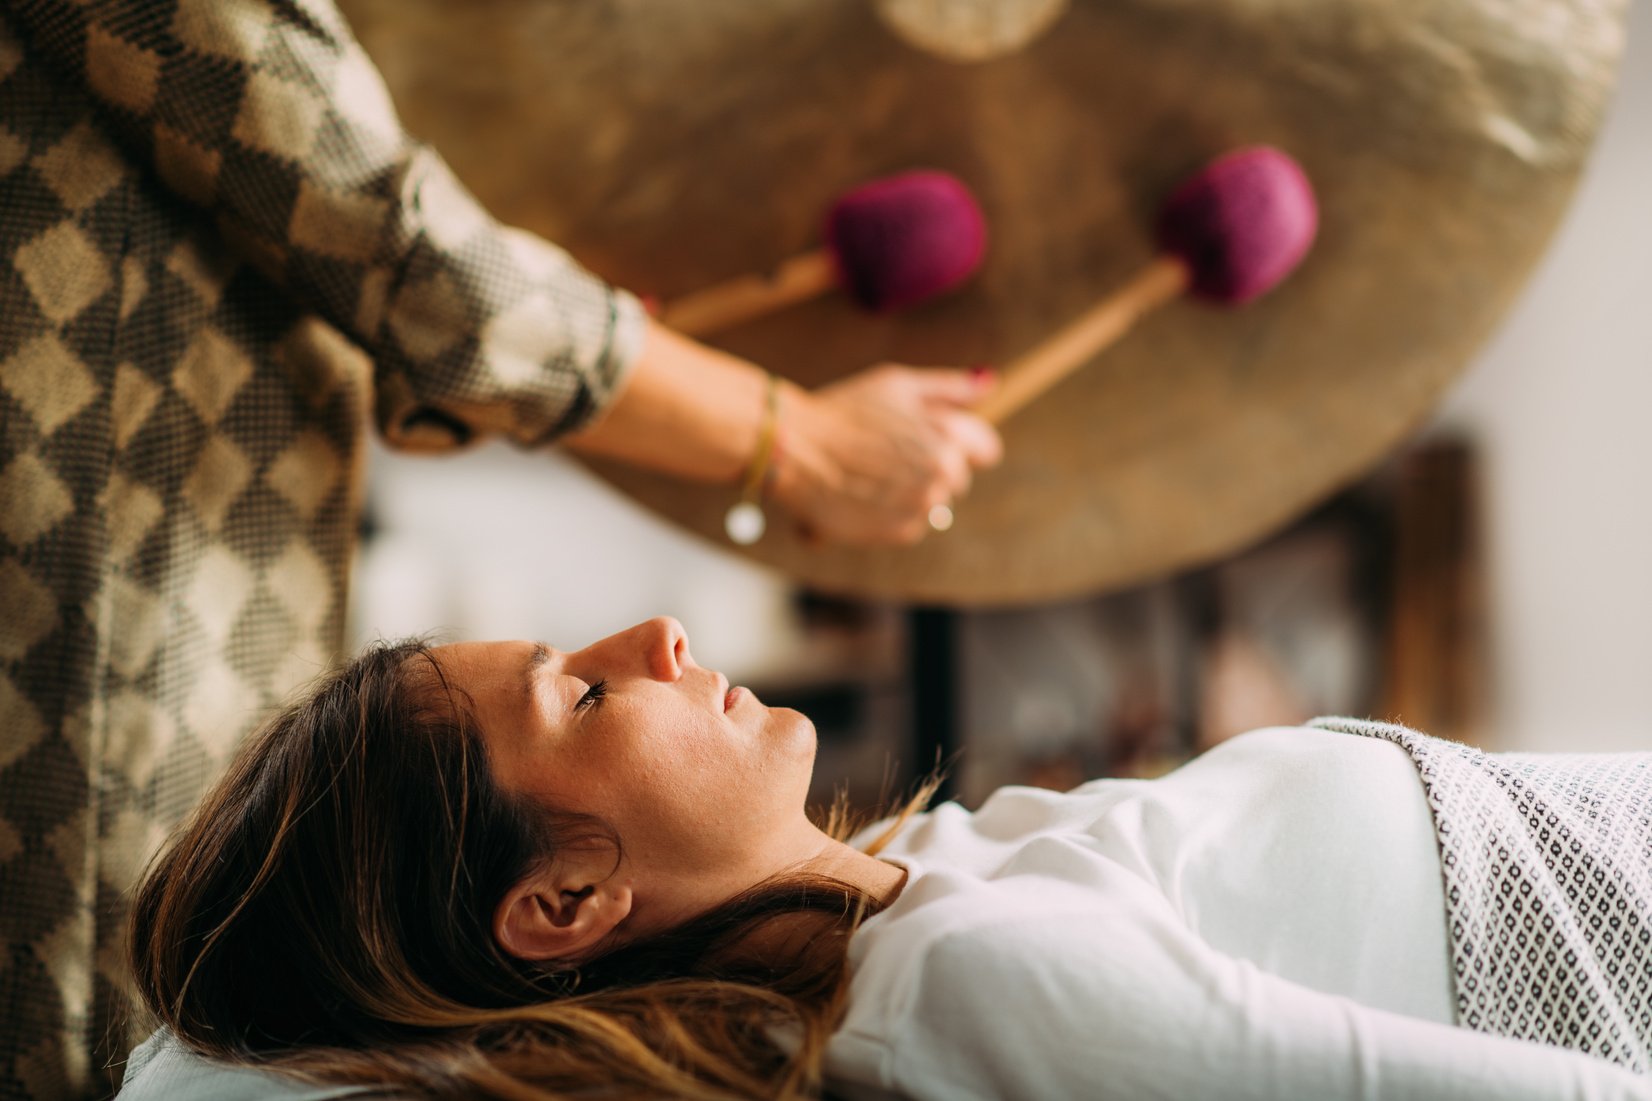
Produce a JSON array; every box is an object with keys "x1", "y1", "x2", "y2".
[{"x1": 724, "y1": 373, "x2": 780, "y2": 545}]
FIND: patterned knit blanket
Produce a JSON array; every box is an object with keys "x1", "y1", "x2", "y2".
[{"x1": 1311, "y1": 717, "x2": 1652, "y2": 1073}]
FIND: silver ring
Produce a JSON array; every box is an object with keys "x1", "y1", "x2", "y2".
[{"x1": 927, "y1": 503, "x2": 955, "y2": 532}]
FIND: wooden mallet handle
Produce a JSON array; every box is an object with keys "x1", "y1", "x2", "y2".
[
  {"x1": 974, "y1": 255, "x2": 1191, "y2": 425},
  {"x1": 658, "y1": 251, "x2": 839, "y2": 338}
]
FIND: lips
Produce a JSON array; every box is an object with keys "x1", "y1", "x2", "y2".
[{"x1": 724, "y1": 685, "x2": 742, "y2": 712}]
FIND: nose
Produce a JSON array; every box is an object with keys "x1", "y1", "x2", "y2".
[{"x1": 632, "y1": 616, "x2": 688, "y2": 682}]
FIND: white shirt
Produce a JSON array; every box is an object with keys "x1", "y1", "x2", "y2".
[{"x1": 827, "y1": 726, "x2": 1652, "y2": 1100}]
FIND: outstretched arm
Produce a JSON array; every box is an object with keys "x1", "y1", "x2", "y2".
[
  {"x1": 852, "y1": 901, "x2": 1651, "y2": 1101},
  {"x1": 8, "y1": 0, "x2": 1001, "y2": 543}
]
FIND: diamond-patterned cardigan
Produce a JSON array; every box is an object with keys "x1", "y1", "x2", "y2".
[{"x1": 0, "y1": 2, "x2": 645, "y2": 1097}]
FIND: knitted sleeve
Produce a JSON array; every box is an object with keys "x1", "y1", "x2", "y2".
[{"x1": 7, "y1": 0, "x2": 646, "y2": 450}]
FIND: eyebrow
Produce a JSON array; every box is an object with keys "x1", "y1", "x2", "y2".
[{"x1": 523, "y1": 641, "x2": 552, "y2": 703}]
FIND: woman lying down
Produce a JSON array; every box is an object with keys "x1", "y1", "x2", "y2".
[{"x1": 118, "y1": 617, "x2": 1651, "y2": 1101}]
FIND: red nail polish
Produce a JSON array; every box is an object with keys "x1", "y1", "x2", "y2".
[
  {"x1": 970, "y1": 365, "x2": 996, "y2": 383},
  {"x1": 641, "y1": 294, "x2": 662, "y2": 316}
]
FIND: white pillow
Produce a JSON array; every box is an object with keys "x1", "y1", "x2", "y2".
[{"x1": 117, "y1": 1030, "x2": 380, "y2": 1101}]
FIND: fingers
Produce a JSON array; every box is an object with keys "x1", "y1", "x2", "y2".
[
  {"x1": 900, "y1": 392, "x2": 1005, "y2": 533},
  {"x1": 890, "y1": 365, "x2": 1005, "y2": 474},
  {"x1": 896, "y1": 412, "x2": 996, "y2": 544},
  {"x1": 917, "y1": 406, "x2": 1002, "y2": 507},
  {"x1": 903, "y1": 365, "x2": 997, "y2": 409},
  {"x1": 779, "y1": 364, "x2": 1007, "y2": 546},
  {"x1": 934, "y1": 407, "x2": 1004, "y2": 470}
]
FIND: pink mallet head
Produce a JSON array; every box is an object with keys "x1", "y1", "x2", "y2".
[
  {"x1": 1156, "y1": 146, "x2": 1317, "y2": 305},
  {"x1": 823, "y1": 170, "x2": 988, "y2": 312}
]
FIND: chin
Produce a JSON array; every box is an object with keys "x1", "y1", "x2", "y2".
[{"x1": 773, "y1": 707, "x2": 818, "y2": 765}]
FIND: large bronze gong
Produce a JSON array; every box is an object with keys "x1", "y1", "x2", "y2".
[{"x1": 340, "y1": 0, "x2": 1627, "y2": 605}]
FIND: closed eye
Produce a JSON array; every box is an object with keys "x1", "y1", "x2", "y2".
[{"x1": 574, "y1": 679, "x2": 608, "y2": 713}]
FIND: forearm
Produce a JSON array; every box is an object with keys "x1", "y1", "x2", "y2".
[{"x1": 562, "y1": 317, "x2": 770, "y2": 485}]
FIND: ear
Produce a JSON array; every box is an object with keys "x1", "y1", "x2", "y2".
[{"x1": 494, "y1": 862, "x2": 634, "y2": 963}]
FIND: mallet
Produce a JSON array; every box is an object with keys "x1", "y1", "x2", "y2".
[
  {"x1": 973, "y1": 146, "x2": 1318, "y2": 425},
  {"x1": 658, "y1": 170, "x2": 987, "y2": 337}
]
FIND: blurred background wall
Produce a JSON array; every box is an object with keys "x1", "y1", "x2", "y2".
[
  {"x1": 351, "y1": 3, "x2": 1651, "y2": 796},
  {"x1": 1427, "y1": 0, "x2": 1651, "y2": 754}
]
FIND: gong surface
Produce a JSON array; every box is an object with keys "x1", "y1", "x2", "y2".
[{"x1": 341, "y1": 0, "x2": 1626, "y2": 605}]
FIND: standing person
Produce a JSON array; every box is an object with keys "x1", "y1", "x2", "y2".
[{"x1": 0, "y1": 3, "x2": 1002, "y2": 1097}]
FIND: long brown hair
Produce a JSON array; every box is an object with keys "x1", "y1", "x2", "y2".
[{"x1": 127, "y1": 639, "x2": 930, "y2": 1100}]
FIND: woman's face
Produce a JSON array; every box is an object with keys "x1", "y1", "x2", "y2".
[{"x1": 430, "y1": 617, "x2": 822, "y2": 930}]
